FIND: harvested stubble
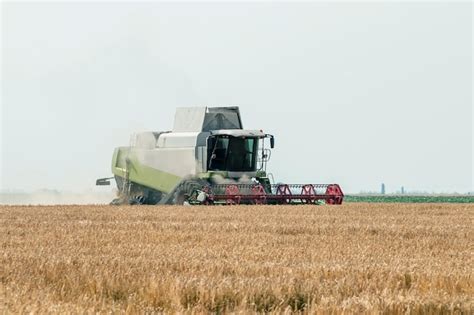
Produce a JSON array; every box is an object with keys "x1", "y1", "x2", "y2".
[{"x1": 0, "y1": 203, "x2": 472, "y2": 314}]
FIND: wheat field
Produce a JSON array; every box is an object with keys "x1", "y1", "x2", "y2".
[{"x1": 0, "y1": 203, "x2": 472, "y2": 314}]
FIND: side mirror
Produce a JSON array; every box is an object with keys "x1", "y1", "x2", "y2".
[{"x1": 270, "y1": 136, "x2": 275, "y2": 149}]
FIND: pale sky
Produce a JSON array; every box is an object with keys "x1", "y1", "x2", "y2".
[{"x1": 1, "y1": 2, "x2": 473, "y2": 194}]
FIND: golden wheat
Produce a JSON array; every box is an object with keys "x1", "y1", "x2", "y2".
[{"x1": 0, "y1": 203, "x2": 472, "y2": 314}]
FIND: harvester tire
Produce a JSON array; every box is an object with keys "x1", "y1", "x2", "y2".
[
  {"x1": 172, "y1": 179, "x2": 208, "y2": 205},
  {"x1": 129, "y1": 195, "x2": 146, "y2": 205}
]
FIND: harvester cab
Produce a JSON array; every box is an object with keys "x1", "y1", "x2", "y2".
[
  {"x1": 207, "y1": 130, "x2": 272, "y2": 173},
  {"x1": 97, "y1": 106, "x2": 343, "y2": 205}
]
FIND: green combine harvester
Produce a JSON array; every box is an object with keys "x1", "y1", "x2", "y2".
[{"x1": 96, "y1": 107, "x2": 343, "y2": 205}]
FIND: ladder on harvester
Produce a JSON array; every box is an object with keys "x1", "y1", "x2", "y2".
[{"x1": 120, "y1": 139, "x2": 133, "y2": 199}]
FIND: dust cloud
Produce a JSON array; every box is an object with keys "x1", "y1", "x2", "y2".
[{"x1": 0, "y1": 189, "x2": 116, "y2": 205}]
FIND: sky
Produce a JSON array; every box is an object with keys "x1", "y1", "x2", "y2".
[{"x1": 1, "y1": 2, "x2": 473, "y2": 194}]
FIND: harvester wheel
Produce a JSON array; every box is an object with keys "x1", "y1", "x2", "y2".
[
  {"x1": 172, "y1": 179, "x2": 209, "y2": 205},
  {"x1": 174, "y1": 189, "x2": 186, "y2": 205},
  {"x1": 129, "y1": 194, "x2": 146, "y2": 205}
]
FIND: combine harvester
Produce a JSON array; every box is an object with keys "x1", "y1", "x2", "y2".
[{"x1": 97, "y1": 107, "x2": 343, "y2": 205}]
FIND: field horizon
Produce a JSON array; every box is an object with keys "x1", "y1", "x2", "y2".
[{"x1": 1, "y1": 189, "x2": 473, "y2": 206}]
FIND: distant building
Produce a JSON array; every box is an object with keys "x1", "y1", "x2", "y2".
[{"x1": 381, "y1": 183, "x2": 385, "y2": 195}]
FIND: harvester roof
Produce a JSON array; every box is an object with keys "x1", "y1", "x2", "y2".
[
  {"x1": 173, "y1": 107, "x2": 243, "y2": 133},
  {"x1": 210, "y1": 129, "x2": 265, "y2": 138}
]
